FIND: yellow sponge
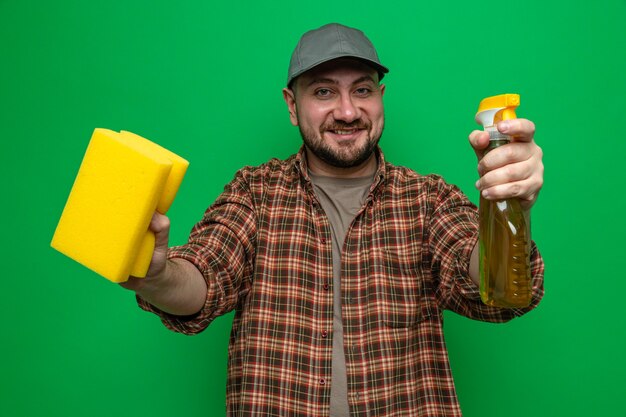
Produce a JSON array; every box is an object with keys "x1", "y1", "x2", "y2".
[{"x1": 51, "y1": 128, "x2": 189, "y2": 283}]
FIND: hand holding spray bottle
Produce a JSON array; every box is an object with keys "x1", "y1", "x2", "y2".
[{"x1": 475, "y1": 94, "x2": 532, "y2": 308}]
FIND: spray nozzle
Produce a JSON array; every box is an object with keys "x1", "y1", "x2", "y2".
[{"x1": 475, "y1": 93, "x2": 520, "y2": 129}]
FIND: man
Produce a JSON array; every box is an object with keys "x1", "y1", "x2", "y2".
[{"x1": 123, "y1": 23, "x2": 544, "y2": 416}]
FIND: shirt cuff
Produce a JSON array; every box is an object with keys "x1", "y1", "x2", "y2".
[{"x1": 134, "y1": 245, "x2": 219, "y2": 335}]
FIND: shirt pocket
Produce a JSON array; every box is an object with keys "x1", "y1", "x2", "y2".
[{"x1": 371, "y1": 249, "x2": 424, "y2": 328}]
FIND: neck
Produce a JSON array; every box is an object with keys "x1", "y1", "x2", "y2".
[{"x1": 305, "y1": 148, "x2": 378, "y2": 178}]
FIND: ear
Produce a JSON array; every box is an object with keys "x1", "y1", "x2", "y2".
[
  {"x1": 380, "y1": 83, "x2": 386, "y2": 97},
  {"x1": 282, "y1": 88, "x2": 299, "y2": 126}
]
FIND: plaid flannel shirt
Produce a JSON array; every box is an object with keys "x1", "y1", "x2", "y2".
[{"x1": 138, "y1": 146, "x2": 544, "y2": 416}]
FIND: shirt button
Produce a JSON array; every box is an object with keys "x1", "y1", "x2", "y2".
[
  {"x1": 320, "y1": 378, "x2": 326, "y2": 385},
  {"x1": 320, "y1": 237, "x2": 327, "y2": 244},
  {"x1": 321, "y1": 330, "x2": 328, "y2": 338},
  {"x1": 323, "y1": 283, "x2": 329, "y2": 290}
]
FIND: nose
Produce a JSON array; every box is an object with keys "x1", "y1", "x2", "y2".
[{"x1": 333, "y1": 94, "x2": 361, "y2": 123}]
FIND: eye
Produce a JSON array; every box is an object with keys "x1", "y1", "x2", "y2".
[
  {"x1": 355, "y1": 87, "x2": 372, "y2": 96},
  {"x1": 315, "y1": 88, "x2": 333, "y2": 98}
]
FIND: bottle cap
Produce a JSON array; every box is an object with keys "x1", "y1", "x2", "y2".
[{"x1": 475, "y1": 93, "x2": 520, "y2": 127}]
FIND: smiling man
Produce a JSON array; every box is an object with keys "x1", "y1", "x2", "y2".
[
  {"x1": 123, "y1": 23, "x2": 545, "y2": 417},
  {"x1": 283, "y1": 58, "x2": 385, "y2": 174}
]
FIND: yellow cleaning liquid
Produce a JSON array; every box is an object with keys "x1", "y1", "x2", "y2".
[
  {"x1": 478, "y1": 142, "x2": 532, "y2": 308},
  {"x1": 475, "y1": 94, "x2": 532, "y2": 308}
]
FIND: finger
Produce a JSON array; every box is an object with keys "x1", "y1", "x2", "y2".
[
  {"x1": 476, "y1": 160, "x2": 533, "y2": 191},
  {"x1": 482, "y1": 186, "x2": 540, "y2": 212},
  {"x1": 497, "y1": 118, "x2": 536, "y2": 142},
  {"x1": 468, "y1": 130, "x2": 490, "y2": 159},
  {"x1": 477, "y1": 141, "x2": 537, "y2": 175},
  {"x1": 479, "y1": 173, "x2": 543, "y2": 203},
  {"x1": 478, "y1": 146, "x2": 543, "y2": 198}
]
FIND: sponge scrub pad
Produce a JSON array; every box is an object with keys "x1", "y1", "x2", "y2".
[{"x1": 51, "y1": 128, "x2": 189, "y2": 283}]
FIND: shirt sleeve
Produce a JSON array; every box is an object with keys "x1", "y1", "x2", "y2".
[
  {"x1": 137, "y1": 169, "x2": 257, "y2": 334},
  {"x1": 427, "y1": 176, "x2": 545, "y2": 322}
]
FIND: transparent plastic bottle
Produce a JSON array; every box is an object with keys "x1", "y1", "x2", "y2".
[{"x1": 476, "y1": 94, "x2": 532, "y2": 308}]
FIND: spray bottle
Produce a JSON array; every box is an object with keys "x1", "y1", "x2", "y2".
[{"x1": 475, "y1": 93, "x2": 532, "y2": 308}]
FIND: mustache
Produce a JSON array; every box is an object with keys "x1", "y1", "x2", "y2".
[{"x1": 322, "y1": 120, "x2": 370, "y2": 131}]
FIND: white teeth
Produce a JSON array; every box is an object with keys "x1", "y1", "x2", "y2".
[{"x1": 335, "y1": 130, "x2": 353, "y2": 135}]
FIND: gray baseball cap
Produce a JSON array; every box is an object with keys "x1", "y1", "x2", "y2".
[{"x1": 286, "y1": 23, "x2": 389, "y2": 87}]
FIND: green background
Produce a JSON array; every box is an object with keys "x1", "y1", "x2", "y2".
[{"x1": 2, "y1": 1, "x2": 625, "y2": 416}]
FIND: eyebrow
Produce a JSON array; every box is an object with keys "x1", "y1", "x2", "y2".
[{"x1": 306, "y1": 75, "x2": 377, "y2": 88}]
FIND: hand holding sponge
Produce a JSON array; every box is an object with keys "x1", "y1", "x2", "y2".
[{"x1": 51, "y1": 128, "x2": 189, "y2": 283}]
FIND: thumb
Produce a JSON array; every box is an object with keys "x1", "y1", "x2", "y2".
[
  {"x1": 144, "y1": 212, "x2": 170, "y2": 279},
  {"x1": 468, "y1": 130, "x2": 490, "y2": 161},
  {"x1": 141, "y1": 212, "x2": 170, "y2": 278},
  {"x1": 120, "y1": 212, "x2": 171, "y2": 290},
  {"x1": 150, "y1": 212, "x2": 171, "y2": 251}
]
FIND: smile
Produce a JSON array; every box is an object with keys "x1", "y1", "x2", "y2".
[{"x1": 325, "y1": 129, "x2": 364, "y2": 141}]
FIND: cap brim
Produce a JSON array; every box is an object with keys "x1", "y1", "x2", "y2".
[{"x1": 287, "y1": 54, "x2": 389, "y2": 87}]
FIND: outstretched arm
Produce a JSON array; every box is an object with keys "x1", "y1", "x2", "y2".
[
  {"x1": 121, "y1": 212, "x2": 207, "y2": 316},
  {"x1": 467, "y1": 118, "x2": 544, "y2": 285}
]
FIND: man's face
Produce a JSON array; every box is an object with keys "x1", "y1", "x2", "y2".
[{"x1": 283, "y1": 58, "x2": 386, "y2": 170}]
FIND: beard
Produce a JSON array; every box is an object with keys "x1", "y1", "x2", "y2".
[{"x1": 298, "y1": 118, "x2": 384, "y2": 169}]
